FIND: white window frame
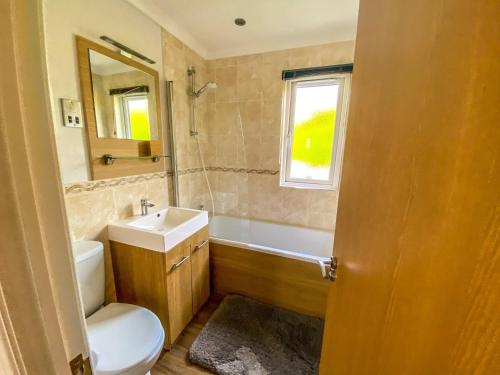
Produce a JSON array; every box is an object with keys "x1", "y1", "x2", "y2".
[{"x1": 279, "y1": 73, "x2": 351, "y2": 190}]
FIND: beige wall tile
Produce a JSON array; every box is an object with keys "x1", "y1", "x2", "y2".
[
  {"x1": 212, "y1": 57, "x2": 238, "y2": 68},
  {"x1": 281, "y1": 187, "x2": 311, "y2": 213},
  {"x1": 65, "y1": 190, "x2": 115, "y2": 241},
  {"x1": 261, "y1": 99, "x2": 282, "y2": 137},
  {"x1": 238, "y1": 100, "x2": 262, "y2": 137},
  {"x1": 213, "y1": 102, "x2": 239, "y2": 136},
  {"x1": 146, "y1": 179, "x2": 169, "y2": 208},
  {"x1": 261, "y1": 63, "x2": 285, "y2": 99},
  {"x1": 113, "y1": 183, "x2": 148, "y2": 219},
  {"x1": 318, "y1": 41, "x2": 355, "y2": 66},
  {"x1": 282, "y1": 210, "x2": 310, "y2": 228},
  {"x1": 261, "y1": 49, "x2": 290, "y2": 65},
  {"x1": 242, "y1": 135, "x2": 260, "y2": 169},
  {"x1": 236, "y1": 63, "x2": 262, "y2": 101},
  {"x1": 308, "y1": 189, "x2": 338, "y2": 213},
  {"x1": 215, "y1": 66, "x2": 237, "y2": 102},
  {"x1": 162, "y1": 29, "x2": 185, "y2": 51},
  {"x1": 307, "y1": 212, "x2": 337, "y2": 231},
  {"x1": 259, "y1": 135, "x2": 280, "y2": 170},
  {"x1": 216, "y1": 137, "x2": 239, "y2": 167},
  {"x1": 236, "y1": 53, "x2": 263, "y2": 66}
]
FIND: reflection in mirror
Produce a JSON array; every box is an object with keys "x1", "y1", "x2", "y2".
[{"x1": 89, "y1": 50, "x2": 158, "y2": 140}]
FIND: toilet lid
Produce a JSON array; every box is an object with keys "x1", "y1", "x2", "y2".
[{"x1": 86, "y1": 303, "x2": 164, "y2": 373}]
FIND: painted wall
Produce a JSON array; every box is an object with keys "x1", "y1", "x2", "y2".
[{"x1": 43, "y1": 0, "x2": 165, "y2": 183}]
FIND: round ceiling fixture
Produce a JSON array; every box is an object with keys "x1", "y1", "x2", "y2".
[{"x1": 234, "y1": 18, "x2": 246, "y2": 26}]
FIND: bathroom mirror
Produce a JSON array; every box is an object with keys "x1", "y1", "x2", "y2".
[
  {"x1": 76, "y1": 36, "x2": 164, "y2": 180},
  {"x1": 89, "y1": 50, "x2": 158, "y2": 140}
]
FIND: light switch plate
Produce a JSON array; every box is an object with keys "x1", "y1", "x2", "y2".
[{"x1": 61, "y1": 99, "x2": 83, "y2": 128}]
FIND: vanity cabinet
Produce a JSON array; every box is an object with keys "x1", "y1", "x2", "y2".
[
  {"x1": 190, "y1": 229, "x2": 210, "y2": 314},
  {"x1": 110, "y1": 226, "x2": 209, "y2": 348},
  {"x1": 165, "y1": 238, "x2": 192, "y2": 342}
]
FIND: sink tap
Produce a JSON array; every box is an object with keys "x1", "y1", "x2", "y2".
[{"x1": 140, "y1": 198, "x2": 155, "y2": 216}]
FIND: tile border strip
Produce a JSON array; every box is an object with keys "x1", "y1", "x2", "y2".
[
  {"x1": 64, "y1": 166, "x2": 279, "y2": 195},
  {"x1": 177, "y1": 167, "x2": 205, "y2": 176},
  {"x1": 64, "y1": 171, "x2": 171, "y2": 195},
  {"x1": 178, "y1": 166, "x2": 279, "y2": 176},
  {"x1": 208, "y1": 166, "x2": 279, "y2": 175}
]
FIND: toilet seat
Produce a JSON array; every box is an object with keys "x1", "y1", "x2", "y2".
[{"x1": 86, "y1": 303, "x2": 164, "y2": 375}]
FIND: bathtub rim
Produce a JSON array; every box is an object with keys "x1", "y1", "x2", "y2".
[
  {"x1": 210, "y1": 213, "x2": 335, "y2": 234},
  {"x1": 208, "y1": 236, "x2": 330, "y2": 264}
]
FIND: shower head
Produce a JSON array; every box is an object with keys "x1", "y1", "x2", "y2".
[{"x1": 194, "y1": 81, "x2": 217, "y2": 97}]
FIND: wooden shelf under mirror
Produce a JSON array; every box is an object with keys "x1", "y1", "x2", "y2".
[{"x1": 76, "y1": 35, "x2": 164, "y2": 180}]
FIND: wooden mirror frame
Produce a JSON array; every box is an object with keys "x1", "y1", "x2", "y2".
[{"x1": 76, "y1": 35, "x2": 164, "y2": 180}]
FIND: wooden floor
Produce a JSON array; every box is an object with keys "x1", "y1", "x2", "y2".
[{"x1": 151, "y1": 301, "x2": 219, "y2": 374}]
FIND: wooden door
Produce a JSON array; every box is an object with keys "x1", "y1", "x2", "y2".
[
  {"x1": 319, "y1": 0, "x2": 500, "y2": 374},
  {"x1": 166, "y1": 240, "x2": 193, "y2": 343},
  {"x1": 191, "y1": 227, "x2": 210, "y2": 314}
]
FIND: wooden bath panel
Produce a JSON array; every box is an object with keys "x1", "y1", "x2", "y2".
[{"x1": 210, "y1": 242, "x2": 329, "y2": 318}]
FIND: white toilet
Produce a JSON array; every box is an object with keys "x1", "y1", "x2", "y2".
[{"x1": 74, "y1": 240, "x2": 165, "y2": 375}]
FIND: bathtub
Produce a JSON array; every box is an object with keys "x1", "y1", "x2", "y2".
[
  {"x1": 209, "y1": 215, "x2": 333, "y2": 263},
  {"x1": 208, "y1": 215, "x2": 332, "y2": 318}
]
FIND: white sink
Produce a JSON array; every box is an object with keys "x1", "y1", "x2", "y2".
[{"x1": 108, "y1": 207, "x2": 208, "y2": 252}]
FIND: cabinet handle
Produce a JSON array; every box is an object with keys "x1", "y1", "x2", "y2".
[
  {"x1": 193, "y1": 239, "x2": 208, "y2": 252},
  {"x1": 171, "y1": 255, "x2": 190, "y2": 271}
]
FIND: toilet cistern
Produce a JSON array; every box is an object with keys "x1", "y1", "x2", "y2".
[{"x1": 141, "y1": 198, "x2": 155, "y2": 216}]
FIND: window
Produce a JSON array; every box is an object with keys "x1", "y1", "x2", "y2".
[
  {"x1": 280, "y1": 73, "x2": 351, "y2": 190},
  {"x1": 114, "y1": 94, "x2": 151, "y2": 140}
]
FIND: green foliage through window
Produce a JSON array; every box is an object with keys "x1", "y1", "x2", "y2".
[
  {"x1": 291, "y1": 109, "x2": 335, "y2": 166},
  {"x1": 125, "y1": 97, "x2": 151, "y2": 140},
  {"x1": 129, "y1": 107, "x2": 151, "y2": 140}
]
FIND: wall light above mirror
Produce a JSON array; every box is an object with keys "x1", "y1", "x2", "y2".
[
  {"x1": 76, "y1": 36, "x2": 164, "y2": 180},
  {"x1": 89, "y1": 50, "x2": 158, "y2": 141}
]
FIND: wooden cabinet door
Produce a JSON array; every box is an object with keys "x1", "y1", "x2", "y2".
[
  {"x1": 165, "y1": 240, "x2": 193, "y2": 343},
  {"x1": 191, "y1": 227, "x2": 210, "y2": 314}
]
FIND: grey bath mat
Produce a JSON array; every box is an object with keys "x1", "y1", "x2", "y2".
[{"x1": 188, "y1": 295, "x2": 324, "y2": 375}]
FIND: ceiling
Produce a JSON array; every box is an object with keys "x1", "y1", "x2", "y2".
[{"x1": 126, "y1": 0, "x2": 359, "y2": 59}]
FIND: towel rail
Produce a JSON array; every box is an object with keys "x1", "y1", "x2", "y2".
[{"x1": 101, "y1": 154, "x2": 169, "y2": 165}]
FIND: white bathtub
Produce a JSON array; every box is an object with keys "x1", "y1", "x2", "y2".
[{"x1": 209, "y1": 215, "x2": 333, "y2": 263}]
